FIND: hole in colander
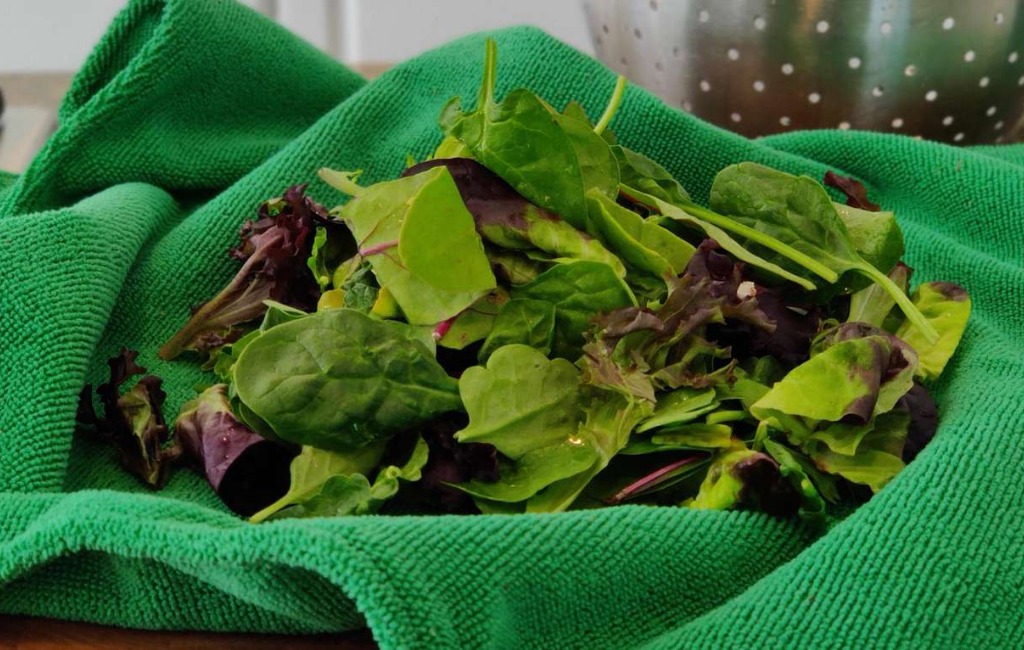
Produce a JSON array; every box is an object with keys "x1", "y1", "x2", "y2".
[
  {"x1": 979, "y1": 76, "x2": 990, "y2": 87},
  {"x1": 872, "y1": 85, "x2": 885, "y2": 96},
  {"x1": 986, "y1": 105, "x2": 997, "y2": 116},
  {"x1": 754, "y1": 16, "x2": 766, "y2": 30},
  {"x1": 753, "y1": 80, "x2": 766, "y2": 92},
  {"x1": 1010, "y1": 51, "x2": 1019, "y2": 63},
  {"x1": 649, "y1": 0, "x2": 658, "y2": 10},
  {"x1": 954, "y1": 132, "x2": 965, "y2": 142},
  {"x1": 730, "y1": 112, "x2": 742, "y2": 123},
  {"x1": 816, "y1": 20, "x2": 829, "y2": 33},
  {"x1": 781, "y1": 63, "x2": 794, "y2": 75},
  {"x1": 849, "y1": 56, "x2": 862, "y2": 69},
  {"x1": 700, "y1": 79, "x2": 711, "y2": 92},
  {"x1": 780, "y1": 116, "x2": 791, "y2": 126},
  {"x1": 683, "y1": 100, "x2": 693, "y2": 112},
  {"x1": 925, "y1": 90, "x2": 938, "y2": 101},
  {"x1": 996, "y1": 12, "x2": 1005, "y2": 24},
  {"x1": 904, "y1": 64, "x2": 918, "y2": 77},
  {"x1": 1019, "y1": 75, "x2": 1024, "y2": 85},
  {"x1": 880, "y1": 21, "x2": 893, "y2": 35},
  {"x1": 942, "y1": 115, "x2": 955, "y2": 126},
  {"x1": 699, "y1": 10, "x2": 709, "y2": 23},
  {"x1": 655, "y1": 60, "x2": 664, "y2": 71},
  {"x1": 964, "y1": 50, "x2": 976, "y2": 62},
  {"x1": 808, "y1": 92, "x2": 821, "y2": 104},
  {"x1": 727, "y1": 48, "x2": 740, "y2": 61},
  {"x1": 673, "y1": 46, "x2": 681, "y2": 57},
  {"x1": 602, "y1": 24, "x2": 610, "y2": 34},
  {"x1": 994, "y1": 120, "x2": 1005, "y2": 130},
  {"x1": 620, "y1": 56, "x2": 628, "y2": 66},
  {"x1": 838, "y1": 121, "x2": 851, "y2": 130},
  {"x1": 892, "y1": 117, "x2": 904, "y2": 128},
  {"x1": 942, "y1": 17, "x2": 955, "y2": 30},
  {"x1": 634, "y1": 27, "x2": 642, "y2": 39},
  {"x1": 996, "y1": 135, "x2": 1005, "y2": 143}
]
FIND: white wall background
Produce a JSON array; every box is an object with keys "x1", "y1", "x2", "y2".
[{"x1": 0, "y1": 0, "x2": 594, "y2": 73}]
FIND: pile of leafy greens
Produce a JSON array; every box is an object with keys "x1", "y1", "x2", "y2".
[{"x1": 84, "y1": 41, "x2": 971, "y2": 523}]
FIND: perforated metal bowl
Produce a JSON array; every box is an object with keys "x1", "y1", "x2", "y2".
[{"x1": 582, "y1": 0, "x2": 1024, "y2": 144}]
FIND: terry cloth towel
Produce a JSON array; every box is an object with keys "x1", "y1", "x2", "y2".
[{"x1": 1, "y1": 1, "x2": 1022, "y2": 647}]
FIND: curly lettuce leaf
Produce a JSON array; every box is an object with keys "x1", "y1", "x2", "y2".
[{"x1": 159, "y1": 185, "x2": 330, "y2": 360}]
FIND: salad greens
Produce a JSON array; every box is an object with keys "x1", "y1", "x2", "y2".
[{"x1": 92, "y1": 40, "x2": 971, "y2": 522}]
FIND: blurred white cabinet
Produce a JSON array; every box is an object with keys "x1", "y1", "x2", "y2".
[{"x1": 0, "y1": 0, "x2": 593, "y2": 72}]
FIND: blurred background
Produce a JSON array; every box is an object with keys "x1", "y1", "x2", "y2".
[{"x1": 2, "y1": 0, "x2": 1022, "y2": 173}]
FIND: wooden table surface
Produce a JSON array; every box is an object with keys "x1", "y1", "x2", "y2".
[
  {"x1": 0, "y1": 65, "x2": 392, "y2": 648},
  {"x1": 0, "y1": 616, "x2": 377, "y2": 649}
]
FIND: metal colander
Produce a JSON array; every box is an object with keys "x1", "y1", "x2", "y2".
[{"x1": 582, "y1": 0, "x2": 1024, "y2": 144}]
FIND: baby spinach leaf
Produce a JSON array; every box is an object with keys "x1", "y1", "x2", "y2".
[
  {"x1": 456, "y1": 344, "x2": 582, "y2": 458},
  {"x1": 233, "y1": 309, "x2": 461, "y2": 451},
  {"x1": 623, "y1": 186, "x2": 819, "y2": 291},
  {"x1": 438, "y1": 289, "x2": 510, "y2": 350},
  {"x1": 478, "y1": 299, "x2": 556, "y2": 362},
  {"x1": 612, "y1": 145, "x2": 691, "y2": 206},
  {"x1": 710, "y1": 163, "x2": 937, "y2": 343},
  {"x1": 397, "y1": 165, "x2": 496, "y2": 294},
  {"x1": 524, "y1": 391, "x2": 653, "y2": 513},
  {"x1": 248, "y1": 444, "x2": 382, "y2": 522},
  {"x1": 623, "y1": 422, "x2": 733, "y2": 454},
  {"x1": 894, "y1": 282, "x2": 971, "y2": 379},
  {"x1": 330, "y1": 165, "x2": 491, "y2": 324},
  {"x1": 439, "y1": 39, "x2": 618, "y2": 230},
  {"x1": 455, "y1": 439, "x2": 597, "y2": 504},
  {"x1": 833, "y1": 203, "x2": 904, "y2": 278},
  {"x1": 406, "y1": 158, "x2": 626, "y2": 276},
  {"x1": 847, "y1": 262, "x2": 910, "y2": 328},
  {"x1": 635, "y1": 388, "x2": 717, "y2": 433},
  {"x1": 513, "y1": 261, "x2": 636, "y2": 359},
  {"x1": 586, "y1": 191, "x2": 694, "y2": 280}
]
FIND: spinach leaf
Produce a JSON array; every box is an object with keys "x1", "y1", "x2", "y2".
[
  {"x1": 513, "y1": 261, "x2": 636, "y2": 359},
  {"x1": 622, "y1": 186, "x2": 820, "y2": 291},
  {"x1": 586, "y1": 191, "x2": 694, "y2": 281},
  {"x1": 248, "y1": 444, "x2": 384, "y2": 522},
  {"x1": 326, "y1": 165, "x2": 493, "y2": 324},
  {"x1": 833, "y1": 203, "x2": 904, "y2": 278},
  {"x1": 478, "y1": 299, "x2": 556, "y2": 362},
  {"x1": 847, "y1": 262, "x2": 910, "y2": 327},
  {"x1": 709, "y1": 163, "x2": 937, "y2": 343},
  {"x1": 456, "y1": 344, "x2": 582, "y2": 457},
  {"x1": 524, "y1": 392, "x2": 653, "y2": 513},
  {"x1": 635, "y1": 388, "x2": 717, "y2": 433},
  {"x1": 397, "y1": 165, "x2": 496, "y2": 294},
  {"x1": 439, "y1": 39, "x2": 619, "y2": 230},
  {"x1": 612, "y1": 145, "x2": 691, "y2": 206},
  {"x1": 406, "y1": 158, "x2": 626, "y2": 276},
  {"x1": 233, "y1": 309, "x2": 461, "y2": 451},
  {"x1": 453, "y1": 345, "x2": 598, "y2": 505},
  {"x1": 250, "y1": 437, "x2": 429, "y2": 521},
  {"x1": 438, "y1": 289, "x2": 510, "y2": 350},
  {"x1": 894, "y1": 282, "x2": 971, "y2": 379}
]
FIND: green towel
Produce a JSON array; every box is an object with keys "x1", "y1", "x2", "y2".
[{"x1": 1, "y1": 0, "x2": 1021, "y2": 647}]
